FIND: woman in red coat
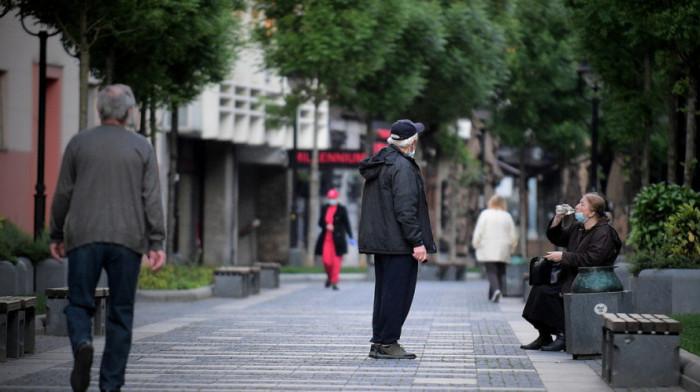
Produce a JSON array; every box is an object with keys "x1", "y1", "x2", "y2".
[{"x1": 314, "y1": 189, "x2": 354, "y2": 290}]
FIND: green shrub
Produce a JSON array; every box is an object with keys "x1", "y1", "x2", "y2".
[
  {"x1": 0, "y1": 217, "x2": 32, "y2": 263},
  {"x1": 627, "y1": 183, "x2": 700, "y2": 252},
  {"x1": 138, "y1": 264, "x2": 215, "y2": 290},
  {"x1": 662, "y1": 203, "x2": 700, "y2": 259},
  {"x1": 0, "y1": 217, "x2": 51, "y2": 263},
  {"x1": 19, "y1": 230, "x2": 51, "y2": 262},
  {"x1": 627, "y1": 202, "x2": 700, "y2": 276}
]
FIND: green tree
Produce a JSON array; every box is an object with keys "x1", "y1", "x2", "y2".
[
  {"x1": 404, "y1": 0, "x2": 506, "y2": 131},
  {"x1": 568, "y1": 0, "x2": 669, "y2": 200},
  {"x1": 334, "y1": 0, "x2": 444, "y2": 157},
  {"x1": 490, "y1": 0, "x2": 584, "y2": 256},
  {"x1": 1, "y1": 0, "x2": 126, "y2": 130},
  {"x1": 253, "y1": 0, "x2": 405, "y2": 266},
  {"x1": 92, "y1": 0, "x2": 242, "y2": 259}
]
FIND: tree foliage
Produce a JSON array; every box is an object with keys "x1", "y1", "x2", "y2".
[
  {"x1": 491, "y1": 0, "x2": 584, "y2": 156},
  {"x1": 404, "y1": 0, "x2": 507, "y2": 132}
]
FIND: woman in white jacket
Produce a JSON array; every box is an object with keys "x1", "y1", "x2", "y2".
[{"x1": 471, "y1": 194, "x2": 518, "y2": 302}]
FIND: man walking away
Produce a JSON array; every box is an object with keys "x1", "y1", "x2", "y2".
[
  {"x1": 49, "y1": 84, "x2": 166, "y2": 392},
  {"x1": 358, "y1": 119, "x2": 437, "y2": 360}
]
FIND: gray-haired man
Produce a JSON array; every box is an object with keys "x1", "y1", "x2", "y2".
[
  {"x1": 358, "y1": 119, "x2": 437, "y2": 359},
  {"x1": 50, "y1": 84, "x2": 166, "y2": 392}
]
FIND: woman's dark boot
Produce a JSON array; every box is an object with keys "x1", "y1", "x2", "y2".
[
  {"x1": 540, "y1": 333, "x2": 566, "y2": 352},
  {"x1": 520, "y1": 333, "x2": 553, "y2": 350}
]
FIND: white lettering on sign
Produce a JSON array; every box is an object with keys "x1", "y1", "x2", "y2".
[{"x1": 594, "y1": 303, "x2": 608, "y2": 315}]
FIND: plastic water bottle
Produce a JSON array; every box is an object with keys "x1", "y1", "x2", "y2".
[{"x1": 555, "y1": 205, "x2": 575, "y2": 215}]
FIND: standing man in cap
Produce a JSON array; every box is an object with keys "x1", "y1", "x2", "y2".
[
  {"x1": 358, "y1": 119, "x2": 437, "y2": 359},
  {"x1": 49, "y1": 84, "x2": 166, "y2": 392}
]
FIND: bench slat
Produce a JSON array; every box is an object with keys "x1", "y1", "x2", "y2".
[{"x1": 603, "y1": 312, "x2": 682, "y2": 334}]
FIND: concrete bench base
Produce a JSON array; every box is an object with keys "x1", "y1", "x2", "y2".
[
  {"x1": 503, "y1": 263, "x2": 527, "y2": 297},
  {"x1": 214, "y1": 267, "x2": 251, "y2": 298},
  {"x1": 255, "y1": 262, "x2": 281, "y2": 289},
  {"x1": 602, "y1": 313, "x2": 682, "y2": 388},
  {"x1": 564, "y1": 291, "x2": 632, "y2": 359},
  {"x1": 248, "y1": 266, "x2": 261, "y2": 295},
  {"x1": 45, "y1": 288, "x2": 109, "y2": 337},
  {"x1": 0, "y1": 296, "x2": 36, "y2": 361}
]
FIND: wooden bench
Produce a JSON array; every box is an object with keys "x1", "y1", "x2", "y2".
[
  {"x1": 45, "y1": 287, "x2": 110, "y2": 336},
  {"x1": 0, "y1": 295, "x2": 36, "y2": 361},
  {"x1": 602, "y1": 313, "x2": 683, "y2": 387}
]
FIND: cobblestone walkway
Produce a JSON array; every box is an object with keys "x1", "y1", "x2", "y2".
[{"x1": 0, "y1": 278, "x2": 687, "y2": 392}]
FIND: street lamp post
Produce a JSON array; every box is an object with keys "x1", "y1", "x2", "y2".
[
  {"x1": 19, "y1": 17, "x2": 59, "y2": 239},
  {"x1": 577, "y1": 63, "x2": 601, "y2": 192}
]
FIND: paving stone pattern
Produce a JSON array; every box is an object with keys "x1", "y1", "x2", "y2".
[{"x1": 0, "y1": 279, "x2": 687, "y2": 391}]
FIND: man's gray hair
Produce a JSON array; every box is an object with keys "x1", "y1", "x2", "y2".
[
  {"x1": 387, "y1": 133, "x2": 418, "y2": 148},
  {"x1": 97, "y1": 84, "x2": 136, "y2": 122}
]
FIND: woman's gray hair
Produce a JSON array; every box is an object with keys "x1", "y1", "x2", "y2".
[
  {"x1": 387, "y1": 133, "x2": 418, "y2": 148},
  {"x1": 97, "y1": 84, "x2": 136, "y2": 122}
]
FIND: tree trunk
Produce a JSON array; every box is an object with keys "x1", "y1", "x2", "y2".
[
  {"x1": 640, "y1": 54, "x2": 652, "y2": 189},
  {"x1": 305, "y1": 99, "x2": 321, "y2": 267},
  {"x1": 519, "y1": 147, "x2": 528, "y2": 258},
  {"x1": 684, "y1": 71, "x2": 698, "y2": 187},
  {"x1": 667, "y1": 81, "x2": 678, "y2": 185},
  {"x1": 447, "y1": 162, "x2": 459, "y2": 263},
  {"x1": 364, "y1": 117, "x2": 374, "y2": 158},
  {"x1": 167, "y1": 109, "x2": 179, "y2": 259},
  {"x1": 78, "y1": 7, "x2": 89, "y2": 131},
  {"x1": 138, "y1": 99, "x2": 147, "y2": 136},
  {"x1": 149, "y1": 91, "x2": 157, "y2": 146}
]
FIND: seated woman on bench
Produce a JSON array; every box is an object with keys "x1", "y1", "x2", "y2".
[{"x1": 521, "y1": 192, "x2": 621, "y2": 352}]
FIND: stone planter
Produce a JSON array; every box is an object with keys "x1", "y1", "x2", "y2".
[
  {"x1": 503, "y1": 263, "x2": 527, "y2": 297},
  {"x1": 632, "y1": 269, "x2": 700, "y2": 314}
]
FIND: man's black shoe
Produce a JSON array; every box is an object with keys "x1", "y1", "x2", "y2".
[
  {"x1": 540, "y1": 333, "x2": 566, "y2": 352},
  {"x1": 71, "y1": 342, "x2": 94, "y2": 392},
  {"x1": 520, "y1": 334, "x2": 553, "y2": 350},
  {"x1": 368, "y1": 343, "x2": 379, "y2": 358},
  {"x1": 374, "y1": 342, "x2": 416, "y2": 359}
]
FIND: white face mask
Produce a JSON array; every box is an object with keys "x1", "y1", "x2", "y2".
[{"x1": 328, "y1": 199, "x2": 338, "y2": 205}]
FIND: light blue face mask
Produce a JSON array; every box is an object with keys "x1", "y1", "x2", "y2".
[
  {"x1": 575, "y1": 212, "x2": 588, "y2": 223},
  {"x1": 407, "y1": 151, "x2": 415, "y2": 158}
]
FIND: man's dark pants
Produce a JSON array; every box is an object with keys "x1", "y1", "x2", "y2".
[
  {"x1": 65, "y1": 243, "x2": 141, "y2": 390},
  {"x1": 371, "y1": 254, "x2": 418, "y2": 344}
]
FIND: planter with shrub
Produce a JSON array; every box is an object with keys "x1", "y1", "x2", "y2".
[{"x1": 626, "y1": 184, "x2": 700, "y2": 314}]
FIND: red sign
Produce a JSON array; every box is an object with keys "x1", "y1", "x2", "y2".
[{"x1": 292, "y1": 150, "x2": 367, "y2": 167}]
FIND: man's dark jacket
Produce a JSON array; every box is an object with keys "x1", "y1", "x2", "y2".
[
  {"x1": 546, "y1": 218, "x2": 621, "y2": 293},
  {"x1": 358, "y1": 145, "x2": 437, "y2": 255}
]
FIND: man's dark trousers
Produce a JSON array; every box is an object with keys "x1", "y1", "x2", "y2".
[
  {"x1": 371, "y1": 254, "x2": 418, "y2": 344},
  {"x1": 65, "y1": 243, "x2": 141, "y2": 390}
]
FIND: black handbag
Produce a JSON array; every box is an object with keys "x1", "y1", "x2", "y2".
[
  {"x1": 528, "y1": 256, "x2": 551, "y2": 285},
  {"x1": 529, "y1": 256, "x2": 566, "y2": 285}
]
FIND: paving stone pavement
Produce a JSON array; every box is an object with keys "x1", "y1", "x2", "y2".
[{"x1": 0, "y1": 277, "x2": 688, "y2": 392}]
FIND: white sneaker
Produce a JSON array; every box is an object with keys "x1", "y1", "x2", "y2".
[{"x1": 491, "y1": 290, "x2": 502, "y2": 303}]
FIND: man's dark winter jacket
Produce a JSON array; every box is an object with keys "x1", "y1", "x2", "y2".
[
  {"x1": 546, "y1": 219, "x2": 622, "y2": 293},
  {"x1": 358, "y1": 145, "x2": 437, "y2": 255}
]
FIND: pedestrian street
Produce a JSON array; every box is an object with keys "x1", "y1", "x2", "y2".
[{"x1": 0, "y1": 276, "x2": 685, "y2": 392}]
